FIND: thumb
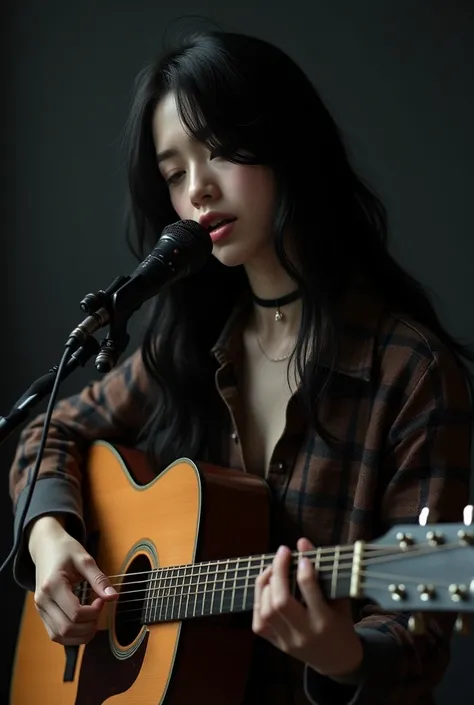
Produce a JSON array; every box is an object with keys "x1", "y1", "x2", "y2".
[{"x1": 74, "y1": 553, "x2": 118, "y2": 600}]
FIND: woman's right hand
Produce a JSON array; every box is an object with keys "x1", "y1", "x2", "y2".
[{"x1": 28, "y1": 515, "x2": 118, "y2": 645}]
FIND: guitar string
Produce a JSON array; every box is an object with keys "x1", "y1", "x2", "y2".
[
  {"x1": 80, "y1": 546, "x2": 392, "y2": 593},
  {"x1": 106, "y1": 565, "x2": 467, "y2": 624},
  {"x1": 98, "y1": 562, "x2": 465, "y2": 611},
  {"x1": 78, "y1": 546, "x2": 468, "y2": 622},
  {"x1": 80, "y1": 541, "x2": 466, "y2": 597},
  {"x1": 80, "y1": 544, "x2": 469, "y2": 620},
  {"x1": 97, "y1": 544, "x2": 391, "y2": 581},
  {"x1": 79, "y1": 550, "x2": 385, "y2": 597}
]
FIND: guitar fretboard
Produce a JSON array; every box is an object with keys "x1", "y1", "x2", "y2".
[{"x1": 141, "y1": 547, "x2": 355, "y2": 624}]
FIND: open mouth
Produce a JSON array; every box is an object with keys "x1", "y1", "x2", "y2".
[{"x1": 208, "y1": 218, "x2": 236, "y2": 232}]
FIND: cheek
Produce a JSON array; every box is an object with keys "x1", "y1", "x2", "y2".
[
  {"x1": 169, "y1": 189, "x2": 187, "y2": 218},
  {"x1": 236, "y1": 168, "x2": 275, "y2": 222}
]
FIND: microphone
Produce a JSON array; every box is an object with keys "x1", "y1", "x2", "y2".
[{"x1": 66, "y1": 219, "x2": 212, "y2": 352}]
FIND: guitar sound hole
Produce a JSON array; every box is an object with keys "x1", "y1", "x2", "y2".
[{"x1": 115, "y1": 553, "x2": 151, "y2": 647}]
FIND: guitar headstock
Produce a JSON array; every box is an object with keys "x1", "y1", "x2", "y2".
[{"x1": 360, "y1": 505, "x2": 474, "y2": 633}]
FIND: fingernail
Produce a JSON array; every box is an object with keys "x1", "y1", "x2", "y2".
[
  {"x1": 105, "y1": 586, "x2": 117, "y2": 595},
  {"x1": 298, "y1": 557, "x2": 310, "y2": 572},
  {"x1": 277, "y1": 545, "x2": 287, "y2": 555}
]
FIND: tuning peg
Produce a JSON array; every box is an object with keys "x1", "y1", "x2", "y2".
[
  {"x1": 408, "y1": 613, "x2": 426, "y2": 635},
  {"x1": 463, "y1": 505, "x2": 474, "y2": 527},
  {"x1": 455, "y1": 615, "x2": 470, "y2": 635}
]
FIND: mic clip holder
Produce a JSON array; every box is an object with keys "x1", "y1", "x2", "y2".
[
  {"x1": 77, "y1": 276, "x2": 132, "y2": 374},
  {"x1": 0, "y1": 277, "x2": 135, "y2": 448},
  {"x1": 0, "y1": 280, "x2": 131, "y2": 448}
]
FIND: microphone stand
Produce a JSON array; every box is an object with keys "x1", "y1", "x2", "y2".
[
  {"x1": 0, "y1": 289, "x2": 132, "y2": 682},
  {"x1": 0, "y1": 338, "x2": 100, "y2": 447}
]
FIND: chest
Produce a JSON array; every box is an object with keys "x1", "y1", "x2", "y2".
[
  {"x1": 219, "y1": 352, "x2": 382, "y2": 537},
  {"x1": 238, "y1": 351, "x2": 297, "y2": 477}
]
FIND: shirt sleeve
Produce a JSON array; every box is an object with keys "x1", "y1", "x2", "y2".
[
  {"x1": 304, "y1": 345, "x2": 473, "y2": 705},
  {"x1": 9, "y1": 347, "x2": 153, "y2": 591}
]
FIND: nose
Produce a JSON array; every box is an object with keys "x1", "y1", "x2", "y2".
[{"x1": 188, "y1": 166, "x2": 221, "y2": 209}]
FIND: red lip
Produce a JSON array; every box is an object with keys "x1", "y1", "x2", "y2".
[
  {"x1": 209, "y1": 220, "x2": 236, "y2": 243},
  {"x1": 199, "y1": 212, "x2": 237, "y2": 231}
]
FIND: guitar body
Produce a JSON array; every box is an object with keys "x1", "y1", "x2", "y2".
[{"x1": 11, "y1": 441, "x2": 271, "y2": 705}]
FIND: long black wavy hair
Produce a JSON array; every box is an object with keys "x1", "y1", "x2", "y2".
[{"x1": 123, "y1": 29, "x2": 473, "y2": 469}]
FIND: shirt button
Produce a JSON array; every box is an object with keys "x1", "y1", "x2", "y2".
[
  {"x1": 231, "y1": 431, "x2": 239, "y2": 443},
  {"x1": 270, "y1": 462, "x2": 285, "y2": 474}
]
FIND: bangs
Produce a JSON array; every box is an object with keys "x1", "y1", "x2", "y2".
[{"x1": 163, "y1": 42, "x2": 268, "y2": 165}]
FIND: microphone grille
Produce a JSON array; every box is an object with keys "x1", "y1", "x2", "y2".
[
  {"x1": 159, "y1": 219, "x2": 213, "y2": 276},
  {"x1": 163, "y1": 219, "x2": 211, "y2": 248}
]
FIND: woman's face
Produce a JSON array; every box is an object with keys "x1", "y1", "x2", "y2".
[{"x1": 152, "y1": 92, "x2": 278, "y2": 268}]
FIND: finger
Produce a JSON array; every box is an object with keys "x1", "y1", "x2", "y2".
[
  {"x1": 256, "y1": 581, "x2": 285, "y2": 642},
  {"x1": 296, "y1": 553, "x2": 328, "y2": 615},
  {"x1": 270, "y1": 545, "x2": 292, "y2": 606},
  {"x1": 271, "y1": 546, "x2": 309, "y2": 625},
  {"x1": 258, "y1": 567, "x2": 304, "y2": 643},
  {"x1": 70, "y1": 598, "x2": 105, "y2": 623},
  {"x1": 253, "y1": 564, "x2": 272, "y2": 610},
  {"x1": 39, "y1": 577, "x2": 104, "y2": 623},
  {"x1": 73, "y1": 553, "x2": 117, "y2": 601},
  {"x1": 41, "y1": 616, "x2": 95, "y2": 646},
  {"x1": 296, "y1": 537, "x2": 314, "y2": 553},
  {"x1": 252, "y1": 564, "x2": 271, "y2": 634},
  {"x1": 39, "y1": 610, "x2": 71, "y2": 644},
  {"x1": 38, "y1": 601, "x2": 98, "y2": 643}
]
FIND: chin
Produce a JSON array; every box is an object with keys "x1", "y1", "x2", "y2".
[{"x1": 212, "y1": 244, "x2": 253, "y2": 268}]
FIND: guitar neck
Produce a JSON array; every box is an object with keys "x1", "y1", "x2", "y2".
[{"x1": 143, "y1": 545, "x2": 359, "y2": 625}]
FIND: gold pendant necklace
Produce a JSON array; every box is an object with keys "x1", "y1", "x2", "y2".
[
  {"x1": 256, "y1": 335, "x2": 294, "y2": 362},
  {"x1": 252, "y1": 288, "x2": 301, "y2": 323}
]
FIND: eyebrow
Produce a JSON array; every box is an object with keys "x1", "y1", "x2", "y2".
[{"x1": 156, "y1": 148, "x2": 180, "y2": 164}]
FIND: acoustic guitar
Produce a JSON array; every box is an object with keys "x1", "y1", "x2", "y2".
[{"x1": 10, "y1": 440, "x2": 474, "y2": 704}]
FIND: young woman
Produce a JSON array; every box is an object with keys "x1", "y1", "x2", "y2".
[{"x1": 9, "y1": 29, "x2": 473, "y2": 704}]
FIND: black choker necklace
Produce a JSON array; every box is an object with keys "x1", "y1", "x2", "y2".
[{"x1": 252, "y1": 289, "x2": 301, "y2": 322}]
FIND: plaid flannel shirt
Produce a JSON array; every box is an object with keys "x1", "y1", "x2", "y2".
[{"x1": 9, "y1": 287, "x2": 473, "y2": 705}]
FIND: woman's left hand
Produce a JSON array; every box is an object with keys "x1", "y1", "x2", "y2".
[{"x1": 252, "y1": 537, "x2": 363, "y2": 679}]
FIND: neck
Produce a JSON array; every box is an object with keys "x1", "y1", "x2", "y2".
[
  {"x1": 142, "y1": 544, "x2": 357, "y2": 625},
  {"x1": 244, "y1": 258, "x2": 301, "y2": 340}
]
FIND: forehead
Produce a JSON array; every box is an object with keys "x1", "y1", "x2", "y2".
[{"x1": 152, "y1": 93, "x2": 187, "y2": 149}]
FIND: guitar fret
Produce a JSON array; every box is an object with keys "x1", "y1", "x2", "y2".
[
  {"x1": 172, "y1": 568, "x2": 179, "y2": 621},
  {"x1": 162, "y1": 569, "x2": 170, "y2": 622},
  {"x1": 149, "y1": 551, "x2": 343, "y2": 623},
  {"x1": 152, "y1": 569, "x2": 160, "y2": 623},
  {"x1": 176, "y1": 566, "x2": 185, "y2": 618},
  {"x1": 208, "y1": 562, "x2": 216, "y2": 615},
  {"x1": 242, "y1": 556, "x2": 264, "y2": 610},
  {"x1": 144, "y1": 571, "x2": 153, "y2": 623},
  {"x1": 331, "y1": 546, "x2": 340, "y2": 599},
  {"x1": 193, "y1": 563, "x2": 203, "y2": 617},
  {"x1": 162, "y1": 568, "x2": 171, "y2": 622},
  {"x1": 183, "y1": 566, "x2": 192, "y2": 618},
  {"x1": 159, "y1": 569, "x2": 167, "y2": 623},
  {"x1": 230, "y1": 558, "x2": 240, "y2": 612},
  {"x1": 188, "y1": 563, "x2": 200, "y2": 619},
  {"x1": 242, "y1": 558, "x2": 251, "y2": 610},
  {"x1": 200, "y1": 561, "x2": 211, "y2": 616},
  {"x1": 219, "y1": 559, "x2": 230, "y2": 613}
]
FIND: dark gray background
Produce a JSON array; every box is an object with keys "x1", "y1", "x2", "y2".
[{"x1": 1, "y1": 1, "x2": 473, "y2": 702}]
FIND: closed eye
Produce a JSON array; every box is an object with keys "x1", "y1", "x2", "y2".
[{"x1": 165, "y1": 171, "x2": 185, "y2": 186}]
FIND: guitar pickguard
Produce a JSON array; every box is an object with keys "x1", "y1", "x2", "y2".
[{"x1": 74, "y1": 630, "x2": 149, "y2": 705}]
